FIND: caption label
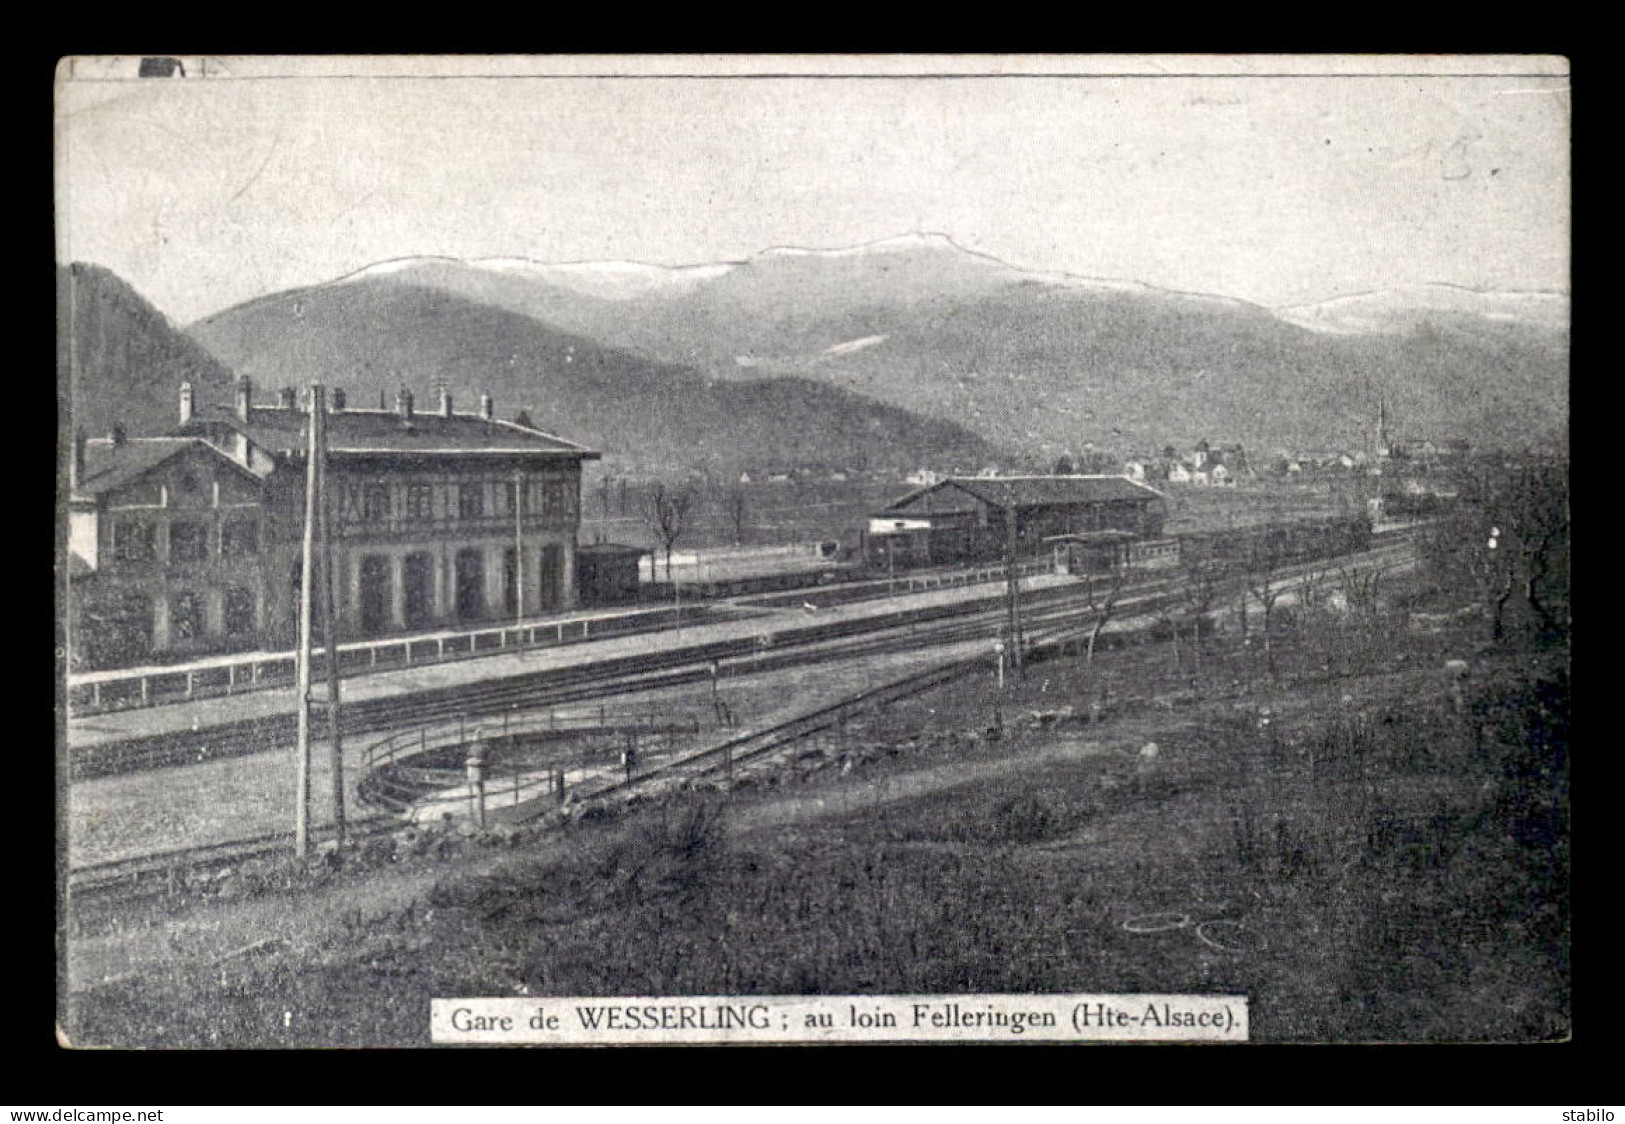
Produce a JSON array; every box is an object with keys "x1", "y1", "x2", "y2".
[{"x1": 431, "y1": 993, "x2": 1248, "y2": 1044}]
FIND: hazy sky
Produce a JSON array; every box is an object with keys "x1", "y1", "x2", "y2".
[{"x1": 56, "y1": 56, "x2": 1570, "y2": 324}]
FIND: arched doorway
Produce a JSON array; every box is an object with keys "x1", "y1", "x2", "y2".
[
  {"x1": 537, "y1": 544, "x2": 563, "y2": 611},
  {"x1": 455, "y1": 548, "x2": 486, "y2": 621},
  {"x1": 360, "y1": 555, "x2": 392, "y2": 636},
  {"x1": 403, "y1": 553, "x2": 435, "y2": 629}
]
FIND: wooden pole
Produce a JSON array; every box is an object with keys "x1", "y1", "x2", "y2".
[
  {"x1": 514, "y1": 469, "x2": 525, "y2": 625},
  {"x1": 293, "y1": 383, "x2": 321, "y2": 858},
  {"x1": 317, "y1": 387, "x2": 345, "y2": 848},
  {"x1": 1005, "y1": 504, "x2": 1024, "y2": 680}
]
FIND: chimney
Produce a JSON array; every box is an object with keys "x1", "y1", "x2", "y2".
[
  {"x1": 178, "y1": 382, "x2": 195, "y2": 424},
  {"x1": 109, "y1": 421, "x2": 126, "y2": 447},
  {"x1": 479, "y1": 392, "x2": 494, "y2": 421},
  {"x1": 440, "y1": 388, "x2": 454, "y2": 418},
  {"x1": 396, "y1": 386, "x2": 414, "y2": 420},
  {"x1": 330, "y1": 387, "x2": 346, "y2": 413},
  {"x1": 235, "y1": 375, "x2": 253, "y2": 422},
  {"x1": 71, "y1": 427, "x2": 86, "y2": 489},
  {"x1": 278, "y1": 386, "x2": 297, "y2": 410}
]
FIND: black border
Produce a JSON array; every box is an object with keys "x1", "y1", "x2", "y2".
[{"x1": 34, "y1": 38, "x2": 1596, "y2": 1103}]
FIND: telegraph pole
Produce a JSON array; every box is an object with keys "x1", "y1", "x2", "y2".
[
  {"x1": 293, "y1": 383, "x2": 322, "y2": 858},
  {"x1": 514, "y1": 469, "x2": 525, "y2": 625},
  {"x1": 1004, "y1": 502, "x2": 1025, "y2": 680},
  {"x1": 316, "y1": 387, "x2": 345, "y2": 848}
]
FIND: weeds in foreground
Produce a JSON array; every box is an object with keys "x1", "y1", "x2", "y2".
[{"x1": 70, "y1": 649, "x2": 1568, "y2": 1047}]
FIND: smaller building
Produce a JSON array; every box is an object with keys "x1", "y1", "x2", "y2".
[
  {"x1": 67, "y1": 427, "x2": 271, "y2": 670},
  {"x1": 576, "y1": 543, "x2": 647, "y2": 605},
  {"x1": 865, "y1": 475, "x2": 1167, "y2": 569}
]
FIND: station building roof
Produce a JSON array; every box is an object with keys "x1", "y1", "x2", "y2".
[
  {"x1": 178, "y1": 403, "x2": 598, "y2": 459},
  {"x1": 71, "y1": 436, "x2": 262, "y2": 499}
]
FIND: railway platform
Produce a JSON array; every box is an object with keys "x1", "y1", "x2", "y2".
[{"x1": 66, "y1": 571, "x2": 1074, "y2": 752}]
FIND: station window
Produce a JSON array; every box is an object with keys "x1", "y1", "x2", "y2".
[
  {"x1": 111, "y1": 521, "x2": 156, "y2": 564},
  {"x1": 170, "y1": 591, "x2": 204, "y2": 642},
  {"x1": 169, "y1": 520, "x2": 208, "y2": 563},
  {"x1": 363, "y1": 484, "x2": 391, "y2": 523},
  {"x1": 458, "y1": 482, "x2": 485, "y2": 520},
  {"x1": 406, "y1": 484, "x2": 435, "y2": 522},
  {"x1": 221, "y1": 518, "x2": 258, "y2": 557},
  {"x1": 224, "y1": 588, "x2": 256, "y2": 636}
]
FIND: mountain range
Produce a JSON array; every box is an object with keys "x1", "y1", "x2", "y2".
[
  {"x1": 58, "y1": 263, "x2": 238, "y2": 440},
  {"x1": 64, "y1": 234, "x2": 1569, "y2": 474}
]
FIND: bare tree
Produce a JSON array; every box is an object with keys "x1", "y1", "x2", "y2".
[
  {"x1": 641, "y1": 482, "x2": 697, "y2": 582},
  {"x1": 1334, "y1": 562, "x2": 1385, "y2": 677},
  {"x1": 1503, "y1": 456, "x2": 1570, "y2": 642},
  {"x1": 1336, "y1": 563, "x2": 1384, "y2": 623},
  {"x1": 1419, "y1": 454, "x2": 1568, "y2": 645},
  {"x1": 1152, "y1": 597, "x2": 1183, "y2": 672},
  {"x1": 1082, "y1": 561, "x2": 1129, "y2": 668},
  {"x1": 1296, "y1": 567, "x2": 1329, "y2": 616},
  {"x1": 724, "y1": 485, "x2": 749, "y2": 547},
  {"x1": 1244, "y1": 528, "x2": 1287, "y2": 680},
  {"x1": 1179, "y1": 557, "x2": 1221, "y2": 676}
]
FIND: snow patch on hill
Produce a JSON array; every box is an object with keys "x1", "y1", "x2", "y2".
[
  {"x1": 823, "y1": 334, "x2": 889, "y2": 356},
  {"x1": 1277, "y1": 284, "x2": 1570, "y2": 335},
  {"x1": 473, "y1": 258, "x2": 736, "y2": 300}
]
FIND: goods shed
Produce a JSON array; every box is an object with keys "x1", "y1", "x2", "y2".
[{"x1": 864, "y1": 475, "x2": 1167, "y2": 570}]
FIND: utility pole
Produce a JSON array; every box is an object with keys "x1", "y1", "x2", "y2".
[
  {"x1": 1004, "y1": 502, "x2": 1025, "y2": 680},
  {"x1": 317, "y1": 387, "x2": 345, "y2": 849},
  {"x1": 514, "y1": 469, "x2": 525, "y2": 625},
  {"x1": 293, "y1": 383, "x2": 322, "y2": 858}
]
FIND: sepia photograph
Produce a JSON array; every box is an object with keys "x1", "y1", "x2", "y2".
[{"x1": 55, "y1": 54, "x2": 1569, "y2": 1047}]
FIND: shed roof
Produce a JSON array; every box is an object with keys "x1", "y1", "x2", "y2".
[
  {"x1": 1044, "y1": 530, "x2": 1140, "y2": 543},
  {"x1": 884, "y1": 475, "x2": 1166, "y2": 513}
]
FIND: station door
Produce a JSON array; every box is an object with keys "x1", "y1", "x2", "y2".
[
  {"x1": 359, "y1": 555, "x2": 392, "y2": 636},
  {"x1": 537, "y1": 544, "x2": 563, "y2": 611},
  {"x1": 455, "y1": 548, "x2": 486, "y2": 621},
  {"x1": 403, "y1": 553, "x2": 435, "y2": 629}
]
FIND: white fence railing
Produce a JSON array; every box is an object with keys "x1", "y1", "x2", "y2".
[{"x1": 66, "y1": 604, "x2": 711, "y2": 717}]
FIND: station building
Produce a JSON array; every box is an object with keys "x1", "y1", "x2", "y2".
[
  {"x1": 67, "y1": 378, "x2": 599, "y2": 669},
  {"x1": 864, "y1": 475, "x2": 1167, "y2": 570},
  {"x1": 67, "y1": 427, "x2": 273, "y2": 669}
]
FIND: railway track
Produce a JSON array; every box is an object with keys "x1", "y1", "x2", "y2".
[
  {"x1": 589, "y1": 537, "x2": 1420, "y2": 803},
  {"x1": 67, "y1": 577, "x2": 1176, "y2": 907},
  {"x1": 67, "y1": 533, "x2": 1417, "y2": 905},
  {"x1": 66, "y1": 568, "x2": 1166, "y2": 780}
]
